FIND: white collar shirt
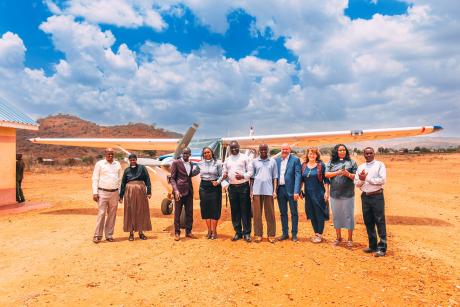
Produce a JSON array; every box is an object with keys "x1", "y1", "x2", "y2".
[
  {"x1": 354, "y1": 160, "x2": 386, "y2": 193},
  {"x1": 92, "y1": 159, "x2": 122, "y2": 194},
  {"x1": 181, "y1": 158, "x2": 191, "y2": 175},
  {"x1": 223, "y1": 153, "x2": 254, "y2": 185},
  {"x1": 279, "y1": 156, "x2": 289, "y2": 185}
]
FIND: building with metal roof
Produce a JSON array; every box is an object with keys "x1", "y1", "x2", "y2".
[
  {"x1": 0, "y1": 98, "x2": 39, "y2": 205},
  {"x1": 0, "y1": 99, "x2": 39, "y2": 130}
]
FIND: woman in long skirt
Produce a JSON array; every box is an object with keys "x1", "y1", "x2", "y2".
[
  {"x1": 301, "y1": 147, "x2": 330, "y2": 243},
  {"x1": 119, "y1": 154, "x2": 152, "y2": 241},
  {"x1": 198, "y1": 147, "x2": 223, "y2": 240},
  {"x1": 325, "y1": 144, "x2": 358, "y2": 248}
]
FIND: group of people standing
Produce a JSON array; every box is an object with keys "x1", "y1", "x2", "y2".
[{"x1": 91, "y1": 142, "x2": 388, "y2": 257}]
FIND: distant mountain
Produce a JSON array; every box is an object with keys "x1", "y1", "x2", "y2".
[
  {"x1": 17, "y1": 114, "x2": 182, "y2": 159},
  {"x1": 346, "y1": 136, "x2": 460, "y2": 150}
]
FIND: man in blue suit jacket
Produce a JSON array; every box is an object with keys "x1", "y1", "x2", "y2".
[{"x1": 275, "y1": 144, "x2": 302, "y2": 241}]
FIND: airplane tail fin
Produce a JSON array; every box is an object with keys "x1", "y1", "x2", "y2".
[{"x1": 173, "y1": 123, "x2": 199, "y2": 159}]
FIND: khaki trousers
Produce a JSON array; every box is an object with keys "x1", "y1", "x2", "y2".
[
  {"x1": 94, "y1": 190, "x2": 119, "y2": 239},
  {"x1": 252, "y1": 195, "x2": 276, "y2": 237}
]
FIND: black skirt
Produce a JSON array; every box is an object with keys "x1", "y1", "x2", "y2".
[{"x1": 199, "y1": 180, "x2": 222, "y2": 220}]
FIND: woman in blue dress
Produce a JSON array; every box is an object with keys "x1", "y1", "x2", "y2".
[
  {"x1": 301, "y1": 147, "x2": 330, "y2": 243},
  {"x1": 325, "y1": 144, "x2": 358, "y2": 248}
]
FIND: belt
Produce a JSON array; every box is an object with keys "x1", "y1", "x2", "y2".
[
  {"x1": 363, "y1": 189, "x2": 383, "y2": 196},
  {"x1": 230, "y1": 182, "x2": 249, "y2": 187},
  {"x1": 98, "y1": 187, "x2": 118, "y2": 192}
]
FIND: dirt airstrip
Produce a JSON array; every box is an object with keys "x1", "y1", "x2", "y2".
[{"x1": 0, "y1": 153, "x2": 459, "y2": 306}]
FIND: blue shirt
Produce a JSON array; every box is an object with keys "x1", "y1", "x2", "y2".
[{"x1": 252, "y1": 157, "x2": 278, "y2": 196}]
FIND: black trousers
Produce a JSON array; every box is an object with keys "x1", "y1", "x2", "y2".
[
  {"x1": 361, "y1": 193, "x2": 387, "y2": 252},
  {"x1": 228, "y1": 182, "x2": 252, "y2": 235},
  {"x1": 16, "y1": 179, "x2": 25, "y2": 202},
  {"x1": 174, "y1": 193, "x2": 193, "y2": 235}
]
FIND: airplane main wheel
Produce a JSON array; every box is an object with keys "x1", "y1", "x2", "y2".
[
  {"x1": 161, "y1": 198, "x2": 173, "y2": 215},
  {"x1": 179, "y1": 208, "x2": 186, "y2": 229}
]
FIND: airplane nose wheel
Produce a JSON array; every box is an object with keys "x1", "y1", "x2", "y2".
[{"x1": 161, "y1": 198, "x2": 173, "y2": 215}]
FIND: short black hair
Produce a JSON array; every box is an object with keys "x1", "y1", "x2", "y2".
[{"x1": 128, "y1": 153, "x2": 137, "y2": 159}]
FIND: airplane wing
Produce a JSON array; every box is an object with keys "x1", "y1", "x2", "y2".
[
  {"x1": 221, "y1": 125, "x2": 443, "y2": 148},
  {"x1": 29, "y1": 137, "x2": 181, "y2": 151}
]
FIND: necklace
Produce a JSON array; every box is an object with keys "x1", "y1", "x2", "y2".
[{"x1": 306, "y1": 164, "x2": 315, "y2": 178}]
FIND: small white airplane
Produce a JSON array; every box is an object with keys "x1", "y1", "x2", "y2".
[{"x1": 30, "y1": 124, "x2": 442, "y2": 218}]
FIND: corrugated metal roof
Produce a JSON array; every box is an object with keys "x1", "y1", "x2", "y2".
[{"x1": 0, "y1": 98, "x2": 38, "y2": 129}]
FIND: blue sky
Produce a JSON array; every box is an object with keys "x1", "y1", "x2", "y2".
[{"x1": 0, "y1": 0, "x2": 458, "y2": 136}]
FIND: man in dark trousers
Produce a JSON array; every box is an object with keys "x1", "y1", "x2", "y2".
[
  {"x1": 223, "y1": 141, "x2": 254, "y2": 242},
  {"x1": 275, "y1": 144, "x2": 301, "y2": 241},
  {"x1": 170, "y1": 147, "x2": 200, "y2": 241},
  {"x1": 354, "y1": 147, "x2": 387, "y2": 257},
  {"x1": 16, "y1": 154, "x2": 26, "y2": 203}
]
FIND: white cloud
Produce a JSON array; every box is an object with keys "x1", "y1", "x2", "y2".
[
  {"x1": 0, "y1": 32, "x2": 26, "y2": 70},
  {"x1": 46, "y1": 0, "x2": 167, "y2": 31}
]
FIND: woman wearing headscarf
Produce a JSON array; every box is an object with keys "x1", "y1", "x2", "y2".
[
  {"x1": 300, "y1": 147, "x2": 330, "y2": 243},
  {"x1": 119, "y1": 154, "x2": 152, "y2": 241},
  {"x1": 198, "y1": 147, "x2": 223, "y2": 240},
  {"x1": 325, "y1": 144, "x2": 358, "y2": 248}
]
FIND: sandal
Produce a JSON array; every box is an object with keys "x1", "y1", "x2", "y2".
[
  {"x1": 313, "y1": 235, "x2": 322, "y2": 243},
  {"x1": 128, "y1": 233, "x2": 134, "y2": 241},
  {"x1": 333, "y1": 238, "x2": 342, "y2": 246},
  {"x1": 139, "y1": 233, "x2": 147, "y2": 240},
  {"x1": 346, "y1": 240, "x2": 353, "y2": 248}
]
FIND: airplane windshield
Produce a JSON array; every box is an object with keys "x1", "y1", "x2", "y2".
[{"x1": 189, "y1": 138, "x2": 222, "y2": 159}]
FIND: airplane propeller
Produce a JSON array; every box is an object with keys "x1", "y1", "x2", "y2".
[{"x1": 172, "y1": 123, "x2": 199, "y2": 159}]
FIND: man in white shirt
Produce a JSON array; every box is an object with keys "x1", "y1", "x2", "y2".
[
  {"x1": 223, "y1": 141, "x2": 254, "y2": 242},
  {"x1": 354, "y1": 147, "x2": 387, "y2": 257},
  {"x1": 92, "y1": 148, "x2": 122, "y2": 243}
]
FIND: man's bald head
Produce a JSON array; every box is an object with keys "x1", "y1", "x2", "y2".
[{"x1": 259, "y1": 144, "x2": 269, "y2": 159}]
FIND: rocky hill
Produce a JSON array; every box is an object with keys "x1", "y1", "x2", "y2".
[{"x1": 17, "y1": 114, "x2": 182, "y2": 159}]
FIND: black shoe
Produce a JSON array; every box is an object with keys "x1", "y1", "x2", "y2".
[
  {"x1": 128, "y1": 234, "x2": 134, "y2": 241},
  {"x1": 243, "y1": 234, "x2": 252, "y2": 242},
  {"x1": 139, "y1": 233, "x2": 147, "y2": 240},
  {"x1": 279, "y1": 234, "x2": 289, "y2": 241},
  {"x1": 292, "y1": 235, "x2": 299, "y2": 242},
  {"x1": 374, "y1": 250, "x2": 386, "y2": 257},
  {"x1": 106, "y1": 237, "x2": 114, "y2": 242},
  {"x1": 363, "y1": 247, "x2": 377, "y2": 253},
  {"x1": 231, "y1": 234, "x2": 242, "y2": 241}
]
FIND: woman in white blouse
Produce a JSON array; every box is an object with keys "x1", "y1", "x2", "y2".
[{"x1": 198, "y1": 147, "x2": 223, "y2": 240}]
